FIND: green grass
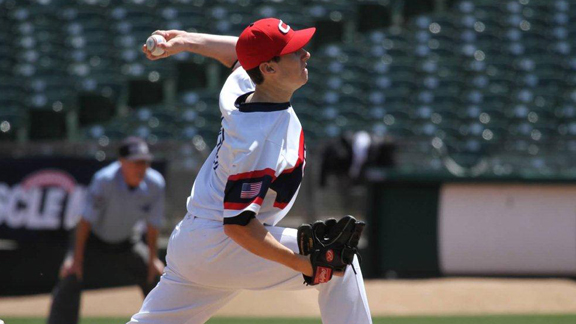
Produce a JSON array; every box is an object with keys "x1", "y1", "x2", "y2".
[{"x1": 2, "y1": 315, "x2": 576, "y2": 324}]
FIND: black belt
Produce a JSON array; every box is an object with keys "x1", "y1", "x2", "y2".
[{"x1": 87, "y1": 233, "x2": 134, "y2": 252}]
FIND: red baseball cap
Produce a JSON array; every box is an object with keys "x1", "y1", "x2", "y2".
[{"x1": 236, "y1": 18, "x2": 316, "y2": 70}]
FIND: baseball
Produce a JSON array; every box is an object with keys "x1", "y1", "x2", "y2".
[{"x1": 146, "y1": 34, "x2": 166, "y2": 56}]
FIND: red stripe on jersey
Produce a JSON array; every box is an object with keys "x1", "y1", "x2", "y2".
[
  {"x1": 224, "y1": 197, "x2": 264, "y2": 210},
  {"x1": 228, "y1": 168, "x2": 276, "y2": 181},
  {"x1": 299, "y1": 129, "x2": 305, "y2": 161},
  {"x1": 281, "y1": 130, "x2": 305, "y2": 174},
  {"x1": 273, "y1": 201, "x2": 289, "y2": 209}
]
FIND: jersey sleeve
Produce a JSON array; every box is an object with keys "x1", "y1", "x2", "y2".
[
  {"x1": 146, "y1": 180, "x2": 165, "y2": 228},
  {"x1": 223, "y1": 139, "x2": 282, "y2": 220},
  {"x1": 81, "y1": 175, "x2": 107, "y2": 224},
  {"x1": 219, "y1": 67, "x2": 255, "y2": 116}
]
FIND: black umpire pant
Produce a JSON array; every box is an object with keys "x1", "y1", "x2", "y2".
[{"x1": 47, "y1": 233, "x2": 160, "y2": 324}]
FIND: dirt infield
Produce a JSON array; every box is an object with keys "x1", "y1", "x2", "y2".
[{"x1": 2, "y1": 278, "x2": 576, "y2": 318}]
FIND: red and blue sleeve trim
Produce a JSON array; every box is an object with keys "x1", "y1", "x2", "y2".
[
  {"x1": 270, "y1": 130, "x2": 305, "y2": 209},
  {"x1": 224, "y1": 168, "x2": 276, "y2": 210},
  {"x1": 224, "y1": 130, "x2": 305, "y2": 212},
  {"x1": 223, "y1": 210, "x2": 255, "y2": 226}
]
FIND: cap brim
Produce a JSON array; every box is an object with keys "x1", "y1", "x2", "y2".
[
  {"x1": 280, "y1": 27, "x2": 316, "y2": 55},
  {"x1": 126, "y1": 153, "x2": 153, "y2": 162}
]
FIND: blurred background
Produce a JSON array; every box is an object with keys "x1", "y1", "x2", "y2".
[{"x1": 2, "y1": 0, "x2": 576, "y2": 297}]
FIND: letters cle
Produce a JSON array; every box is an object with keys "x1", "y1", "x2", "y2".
[{"x1": 0, "y1": 170, "x2": 86, "y2": 230}]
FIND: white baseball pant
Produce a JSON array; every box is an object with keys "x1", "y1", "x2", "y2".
[{"x1": 128, "y1": 215, "x2": 372, "y2": 324}]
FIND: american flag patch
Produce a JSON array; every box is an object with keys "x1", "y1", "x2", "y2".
[{"x1": 240, "y1": 182, "x2": 262, "y2": 199}]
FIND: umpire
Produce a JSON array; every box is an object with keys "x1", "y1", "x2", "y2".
[{"x1": 47, "y1": 137, "x2": 166, "y2": 324}]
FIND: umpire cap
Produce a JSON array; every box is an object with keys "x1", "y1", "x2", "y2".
[{"x1": 118, "y1": 137, "x2": 153, "y2": 162}]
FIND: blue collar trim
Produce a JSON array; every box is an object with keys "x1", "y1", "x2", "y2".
[{"x1": 235, "y1": 92, "x2": 291, "y2": 112}]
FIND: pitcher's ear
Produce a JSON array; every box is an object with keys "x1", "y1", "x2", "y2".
[{"x1": 260, "y1": 63, "x2": 275, "y2": 75}]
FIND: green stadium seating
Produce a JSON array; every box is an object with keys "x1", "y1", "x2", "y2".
[
  {"x1": 2, "y1": 0, "x2": 576, "y2": 173},
  {"x1": 0, "y1": 106, "x2": 26, "y2": 141}
]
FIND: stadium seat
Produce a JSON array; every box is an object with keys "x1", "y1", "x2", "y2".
[
  {"x1": 158, "y1": 3, "x2": 207, "y2": 31},
  {"x1": 78, "y1": 93, "x2": 117, "y2": 127},
  {"x1": 356, "y1": 2, "x2": 392, "y2": 32},
  {"x1": 0, "y1": 105, "x2": 26, "y2": 142},
  {"x1": 28, "y1": 109, "x2": 68, "y2": 140},
  {"x1": 2, "y1": 0, "x2": 575, "y2": 174}
]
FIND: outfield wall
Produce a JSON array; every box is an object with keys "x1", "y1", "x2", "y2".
[
  {"x1": 440, "y1": 184, "x2": 576, "y2": 275},
  {"x1": 366, "y1": 170, "x2": 576, "y2": 278}
]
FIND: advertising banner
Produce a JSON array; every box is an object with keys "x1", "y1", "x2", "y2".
[
  {"x1": 0, "y1": 158, "x2": 108, "y2": 242},
  {"x1": 0, "y1": 157, "x2": 164, "y2": 295},
  {"x1": 0, "y1": 158, "x2": 110, "y2": 295}
]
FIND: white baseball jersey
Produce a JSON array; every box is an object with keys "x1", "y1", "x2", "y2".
[
  {"x1": 186, "y1": 66, "x2": 305, "y2": 226},
  {"x1": 130, "y1": 65, "x2": 372, "y2": 324}
]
